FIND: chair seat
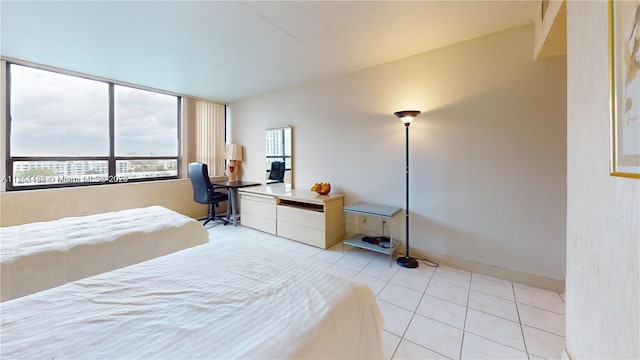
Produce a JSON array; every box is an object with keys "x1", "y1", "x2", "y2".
[{"x1": 210, "y1": 191, "x2": 228, "y2": 202}]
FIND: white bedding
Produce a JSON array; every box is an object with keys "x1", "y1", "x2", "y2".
[
  {"x1": 0, "y1": 206, "x2": 208, "y2": 301},
  {"x1": 0, "y1": 237, "x2": 384, "y2": 359}
]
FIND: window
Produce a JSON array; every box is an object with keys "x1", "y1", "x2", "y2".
[
  {"x1": 114, "y1": 85, "x2": 179, "y2": 179},
  {"x1": 5, "y1": 63, "x2": 180, "y2": 190}
]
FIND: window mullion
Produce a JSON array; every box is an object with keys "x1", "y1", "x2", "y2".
[
  {"x1": 108, "y1": 84, "x2": 115, "y2": 177},
  {"x1": 6, "y1": 62, "x2": 12, "y2": 190},
  {"x1": 177, "y1": 97, "x2": 182, "y2": 178}
]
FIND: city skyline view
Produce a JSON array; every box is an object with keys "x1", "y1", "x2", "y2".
[{"x1": 11, "y1": 159, "x2": 178, "y2": 186}]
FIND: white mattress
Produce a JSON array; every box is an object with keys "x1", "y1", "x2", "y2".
[
  {"x1": 0, "y1": 206, "x2": 208, "y2": 301},
  {"x1": 0, "y1": 237, "x2": 384, "y2": 359}
]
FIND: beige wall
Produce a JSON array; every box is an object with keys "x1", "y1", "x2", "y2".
[
  {"x1": 0, "y1": 179, "x2": 207, "y2": 227},
  {"x1": 231, "y1": 25, "x2": 567, "y2": 288},
  {"x1": 566, "y1": 2, "x2": 640, "y2": 358}
]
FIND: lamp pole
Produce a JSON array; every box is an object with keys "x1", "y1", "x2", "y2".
[
  {"x1": 394, "y1": 110, "x2": 420, "y2": 269},
  {"x1": 405, "y1": 122, "x2": 411, "y2": 258}
]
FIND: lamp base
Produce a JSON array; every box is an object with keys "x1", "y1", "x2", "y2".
[
  {"x1": 227, "y1": 160, "x2": 239, "y2": 182},
  {"x1": 396, "y1": 256, "x2": 419, "y2": 268}
]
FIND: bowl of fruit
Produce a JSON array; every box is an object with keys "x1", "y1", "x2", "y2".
[{"x1": 311, "y1": 182, "x2": 331, "y2": 195}]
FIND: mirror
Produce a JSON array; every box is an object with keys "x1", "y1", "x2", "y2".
[{"x1": 265, "y1": 126, "x2": 292, "y2": 187}]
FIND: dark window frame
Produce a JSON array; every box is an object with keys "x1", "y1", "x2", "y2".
[{"x1": 4, "y1": 62, "x2": 181, "y2": 191}]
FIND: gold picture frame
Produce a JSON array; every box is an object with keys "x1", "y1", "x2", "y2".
[{"x1": 610, "y1": 0, "x2": 640, "y2": 178}]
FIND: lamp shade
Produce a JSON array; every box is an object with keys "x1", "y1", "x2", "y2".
[
  {"x1": 394, "y1": 110, "x2": 421, "y2": 125},
  {"x1": 225, "y1": 144, "x2": 244, "y2": 161}
]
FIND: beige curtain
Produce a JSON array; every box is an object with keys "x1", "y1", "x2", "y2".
[{"x1": 191, "y1": 99, "x2": 226, "y2": 177}]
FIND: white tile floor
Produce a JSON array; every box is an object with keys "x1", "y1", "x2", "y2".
[{"x1": 207, "y1": 223, "x2": 566, "y2": 360}]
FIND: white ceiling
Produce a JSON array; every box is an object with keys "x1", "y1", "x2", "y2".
[{"x1": 0, "y1": 1, "x2": 539, "y2": 103}]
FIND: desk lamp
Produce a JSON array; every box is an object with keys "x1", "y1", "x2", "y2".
[{"x1": 225, "y1": 144, "x2": 244, "y2": 181}]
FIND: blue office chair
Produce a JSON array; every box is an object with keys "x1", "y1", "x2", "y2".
[{"x1": 188, "y1": 162, "x2": 229, "y2": 225}]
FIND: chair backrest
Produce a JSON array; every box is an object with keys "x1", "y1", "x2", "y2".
[
  {"x1": 188, "y1": 162, "x2": 212, "y2": 205},
  {"x1": 268, "y1": 161, "x2": 285, "y2": 182}
]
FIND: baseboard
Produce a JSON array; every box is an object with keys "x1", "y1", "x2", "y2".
[{"x1": 408, "y1": 248, "x2": 565, "y2": 293}]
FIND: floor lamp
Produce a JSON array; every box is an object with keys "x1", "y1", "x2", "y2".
[{"x1": 394, "y1": 110, "x2": 420, "y2": 269}]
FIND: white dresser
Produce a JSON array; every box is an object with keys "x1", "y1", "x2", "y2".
[{"x1": 238, "y1": 185, "x2": 344, "y2": 249}]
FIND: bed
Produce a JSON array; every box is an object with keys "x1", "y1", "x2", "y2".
[
  {"x1": 0, "y1": 206, "x2": 208, "y2": 301},
  {"x1": 0, "y1": 237, "x2": 384, "y2": 359}
]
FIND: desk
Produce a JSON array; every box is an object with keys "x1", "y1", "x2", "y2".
[{"x1": 212, "y1": 180, "x2": 261, "y2": 226}]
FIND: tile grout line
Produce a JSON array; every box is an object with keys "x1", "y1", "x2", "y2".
[
  {"x1": 390, "y1": 268, "x2": 438, "y2": 360},
  {"x1": 392, "y1": 269, "x2": 565, "y2": 341},
  {"x1": 512, "y1": 284, "x2": 566, "y2": 314},
  {"x1": 464, "y1": 274, "x2": 534, "y2": 357},
  {"x1": 514, "y1": 301, "x2": 566, "y2": 315},
  {"x1": 513, "y1": 281, "x2": 531, "y2": 360},
  {"x1": 469, "y1": 286, "x2": 517, "y2": 302},
  {"x1": 463, "y1": 330, "x2": 534, "y2": 356},
  {"x1": 398, "y1": 337, "x2": 455, "y2": 360},
  {"x1": 458, "y1": 273, "x2": 473, "y2": 360},
  {"x1": 462, "y1": 307, "x2": 524, "y2": 330},
  {"x1": 357, "y1": 254, "x2": 403, "y2": 359},
  {"x1": 386, "y1": 270, "x2": 405, "y2": 360},
  {"x1": 518, "y1": 323, "x2": 565, "y2": 339},
  {"x1": 383, "y1": 264, "x2": 403, "y2": 360}
]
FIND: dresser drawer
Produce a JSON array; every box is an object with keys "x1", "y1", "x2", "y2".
[
  {"x1": 276, "y1": 221, "x2": 326, "y2": 249},
  {"x1": 241, "y1": 195, "x2": 276, "y2": 219},
  {"x1": 276, "y1": 205, "x2": 324, "y2": 231},
  {"x1": 240, "y1": 193, "x2": 276, "y2": 205},
  {"x1": 241, "y1": 213, "x2": 276, "y2": 235}
]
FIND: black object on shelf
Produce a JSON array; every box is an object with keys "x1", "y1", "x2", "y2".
[{"x1": 361, "y1": 236, "x2": 392, "y2": 249}]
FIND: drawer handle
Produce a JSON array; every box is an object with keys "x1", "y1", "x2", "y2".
[{"x1": 242, "y1": 194, "x2": 275, "y2": 201}]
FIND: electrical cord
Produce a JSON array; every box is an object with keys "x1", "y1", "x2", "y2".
[{"x1": 409, "y1": 256, "x2": 439, "y2": 268}]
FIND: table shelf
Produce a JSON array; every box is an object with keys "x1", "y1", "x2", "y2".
[
  {"x1": 343, "y1": 234, "x2": 400, "y2": 256},
  {"x1": 343, "y1": 203, "x2": 401, "y2": 218},
  {"x1": 342, "y1": 202, "x2": 402, "y2": 267}
]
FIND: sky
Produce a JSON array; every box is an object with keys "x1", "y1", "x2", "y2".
[{"x1": 10, "y1": 64, "x2": 178, "y2": 157}]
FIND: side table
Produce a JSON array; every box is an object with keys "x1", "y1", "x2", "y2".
[{"x1": 343, "y1": 202, "x2": 402, "y2": 267}]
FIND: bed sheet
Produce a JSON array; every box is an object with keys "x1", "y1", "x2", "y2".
[
  {"x1": 0, "y1": 206, "x2": 208, "y2": 301},
  {"x1": 0, "y1": 237, "x2": 384, "y2": 359}
]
